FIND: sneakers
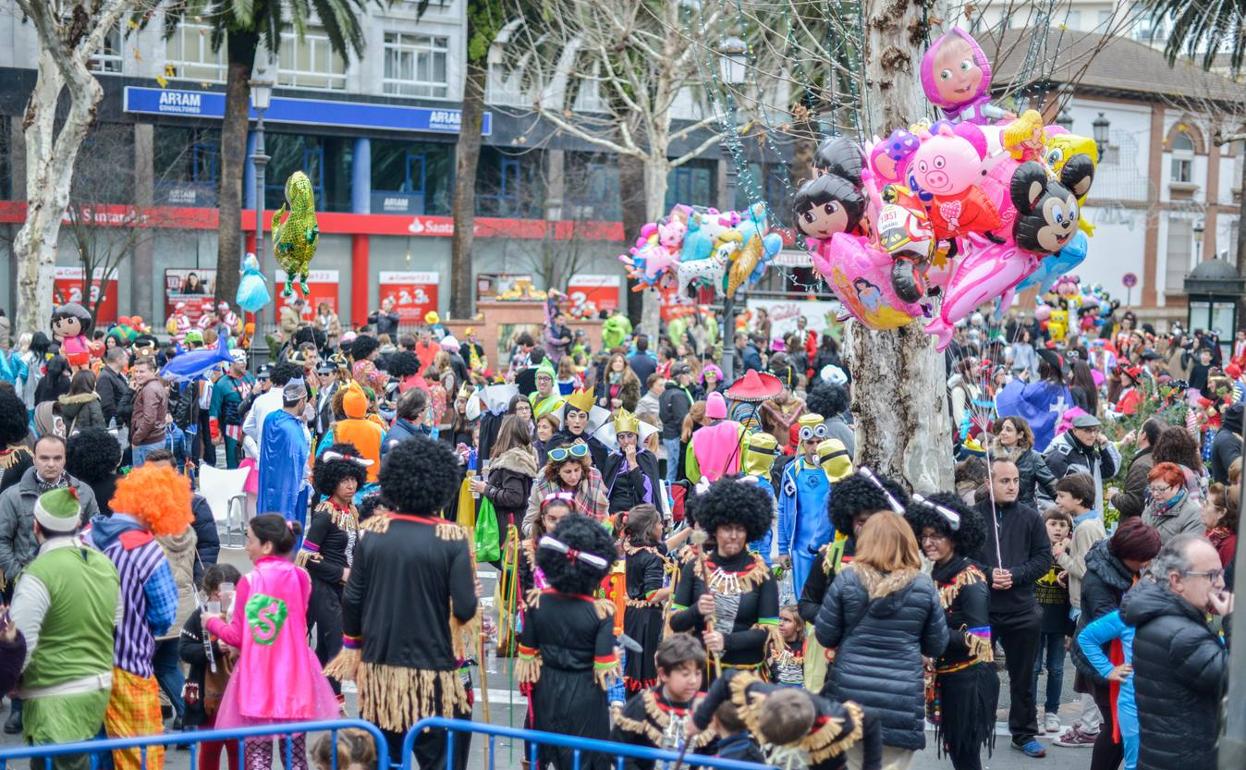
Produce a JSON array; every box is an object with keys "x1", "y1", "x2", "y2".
[
  {"x1": 3, "y1": 707, "x2": 20, "y2": 736},
  {"x1": 1044, "y1": 712, "x2": 1062, "y2": 734},
  {"x1": 1011, "y1": 738, "x2": 1047, "y2": 758},
  {"x1": 1053, "y1": 725, "x2": 1098, "y2": 747}
]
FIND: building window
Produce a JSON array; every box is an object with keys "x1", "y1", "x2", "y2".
[
  {"x1": 666, "y1": 160, "x2": 716, "y2": 212},
  {"x1": 372, "y1": 140, "x2": 453, "y2": 215},
  {"x1": 277, "y1": 30, "x2": 347, "y2": 90},
  {"x1": 89, "y1": 24, "x2": 123, "y2": 74},
  {"x1": 1064, "y1": 10, "x2": 1082, "y2": 29},
  {"x1": 165, "y1": 23, "x2": 226, "y2": 83},
  {"x1": 383, "y1": 33, "x2": 450, "y2": 99},
  {"x1": 1171, "y1": 131, "x2": 1195, "y2": 183},
  {"x1": 1166, "y1": 219, "x2": 1193, "y2": 290},
  {"x1": 154, "y1": 127, "x2": 221, "y2": 206},
  {"x1": 565, "y1": 151, "x2": 620, "y2": 221}
]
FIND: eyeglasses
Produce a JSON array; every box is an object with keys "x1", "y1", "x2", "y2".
[
  {"x1": 1148, "y1": 485, "x2": 1172, "y2": 495},
  {"x1": 548, "y1": 443, "x2": 590, "y2": 462},
  {"x1": 920, "y1": 533, "x2": 949, "y2": 544},
  {"x1": 1183, "y1": 569, "x2": 1225, "y2": 583}
]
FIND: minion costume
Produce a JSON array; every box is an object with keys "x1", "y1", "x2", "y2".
[
  {"x1": 779, "y1": 414, "x2": 853, "y2": 595},
  {"x1": 742, "y1": 432, "x2": 780, "y2": 565}
]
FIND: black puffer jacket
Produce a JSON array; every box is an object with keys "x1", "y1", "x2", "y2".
[
  {"x1": 1120, "y1": 579, "x2": 1229, "y2": 770},
  {"x1": 815, "y1": 563, "x2": 948, "y2": 751},
  {"x1": 997, "y1": 446, "x2": 1057, "y2": 509},
  {"x1": 1069, "y1": 539, "x2": 1134, "y2": 681}
]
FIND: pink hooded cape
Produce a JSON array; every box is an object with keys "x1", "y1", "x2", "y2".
[
  {"x1": 692, "y1": 421, "x2": 745, "y2": 482},
  {"x1": 205, "y1": 556, "x2": 339, "y2": 726}
]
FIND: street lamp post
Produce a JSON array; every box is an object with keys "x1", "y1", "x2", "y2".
[
  {"x1": 1092, "y1": 112, "x2": 1110, "y2": 159},
  {"x1": 718, "y1": 36, "x2": 747, "y2": 384},
  {"x1": 249, "y1": 62, "x2": 274, "y2": 338},
  {"x1": 1055, "y1": 107, "x2": 1074, "y2": 133},
  {"x1": 1194, "y1": 218, "x2": 1205, "y2": 263}
]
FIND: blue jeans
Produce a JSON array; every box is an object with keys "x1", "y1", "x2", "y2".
[
  {"x1": 131, "y1": 440, "x2": 165, "y2": 468},
  {"x1": 1031, "y1": 631, "x2": 1066, "y2": 714},
  {"x1": 153, "y1": 638, "x2": 185, "y2": 721},
  {"x1": 663, "y1": 437, "x2": 682, "y2": 486}
]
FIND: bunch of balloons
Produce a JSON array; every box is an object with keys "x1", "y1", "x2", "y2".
[
  {"x1": 796, "y1": 26, "x2": 1100, "y2": 351},
  {"x1": 619, "y1": 201, "x2": 784, "y2": 301},
  {"x1": 1033, "y1": 274, "x2": 1122, "y2": 343}
]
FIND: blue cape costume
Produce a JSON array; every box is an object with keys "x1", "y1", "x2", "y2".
[
  {"x1": 778, "y1": 457, "x2": 832, "y2": 595},
  {"x1": 258, "y1": 409, "x2": 311, "y2": 526}
]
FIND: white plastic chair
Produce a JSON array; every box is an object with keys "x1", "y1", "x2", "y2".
[{"x1": 199, "y1": 465, "x2": 250, "y2": 549}]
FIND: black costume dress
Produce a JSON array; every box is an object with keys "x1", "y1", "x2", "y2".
[
  {"x1": 601, "y1": 450, "x2": 661, "y2": 514},
  {"x1": 798, "y1": 539, "x2": 851, "y2": 623},
  {"x1": 297, "y1": 499, "x2": 358, "y2": 694},
  {"x1": 621, "y1": 544, "x2": 668, "y2": 693},
  {"x1": 669, "y1": 549, "x2": 778, "y2": 680},
  {"x1": 339, "y1": 513, "x2": 478, "y2": 768},
  {"x1": 692, "y1": 670, "x2": 881, "y2": 770},
  {"x1": 610, "y1": 688, "x2": 714, "y2": 770},
  {"x1": 768, "y1": 637, "x2": 805, "y2": 687},
  {"x1": 928, "y1": 556, "x2": 999, "y2": 770},
  {"x1": 517, "y1": 589, "x2": 619, "y2": 770}
]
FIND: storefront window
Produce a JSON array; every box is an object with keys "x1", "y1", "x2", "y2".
[
  {"x1": 477, "y1": 147, "x2": 543, "y2": 218},
  {"x1": 666, "y1": 160, "x2": 715, "y2": 211},
  {"x1": 154, "y1": 127, "x2": 221, "y2": 207},
  {"x1": 564, "y1": 151, "x2": 620, "y2": 221},
  {"x1": 371, "y1": 139, "x2": 453, "y2": 215},
  {"x1": 265, "y1": 133, "x2": 353, "y2": 212}
]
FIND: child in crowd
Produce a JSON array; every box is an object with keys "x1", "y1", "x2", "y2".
[
  {"x1": 1076, "y1": 610, "x2": 1139, "y2": 770},
  {"x1": 1034, "y1": 507, "x2": 1073, "y2": 734},
  {"x1": 621, "y1": 504, "x2": 671, "y2": 694},
  {"x1": 768, "y1": 604, "x2": 805, "y2": 686},
  {"x1": 710, "y1": 701, "x2": 766, "y2": 764},
  {"x1": 309, "y1": 728, "x2": 378, "y2": 770},
  {"x1": 612, "y1": 634, "x2": 710, "y2": 768},
  {"x1": 203, "y1": 515, "x2": 340, "y2": 770},
  {"x1": 180, "y1": 563, "x2": 243, "y2": 770}
]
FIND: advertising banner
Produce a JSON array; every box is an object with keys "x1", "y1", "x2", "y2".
[
  {"x1": 274, "y1": 270, "x2": 339, "y2": 321},
  {"x1": 165, "y1": 268, "x2": 217, "y2": 325},
  {"x1": 566, "y1": 274, "x2": 620, "y2": 318},
  {"x1": 53, "y1": 267, "x2": 118, "y2": 324},
  {"x1": 378, "y1": 271, "x2": 440, "y2": 323},
  {"x1": 745, "y1": 297, "x2": 841, "y2": 349}
]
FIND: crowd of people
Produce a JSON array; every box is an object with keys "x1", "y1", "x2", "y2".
[{"x1": 0, "y1": 295, "x2": 1235, "y2": 770}]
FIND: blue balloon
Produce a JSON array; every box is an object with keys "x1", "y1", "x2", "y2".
[
  {"x1": 160, "y1": 336, "x2": 234, "y2": 383},
  {"x1": 1016, "y1": 231, "x2": 1089, "y2": 293}
]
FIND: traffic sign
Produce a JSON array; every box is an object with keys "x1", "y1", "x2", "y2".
[{"x1": 1122, "y1": 272, "x2": 1138, "y2": 288}]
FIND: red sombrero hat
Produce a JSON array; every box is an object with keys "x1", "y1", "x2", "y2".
[{"x1": 725, "y1": 369, "x2": 784, "y2": 403}]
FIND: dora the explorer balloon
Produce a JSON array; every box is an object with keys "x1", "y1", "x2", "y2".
[
  {"x1": 51, "y1": 302, "x2": 94, "y2": 370},
  {"x1": 921, "y1": 28, "x2": 1010, "y2": 125}
]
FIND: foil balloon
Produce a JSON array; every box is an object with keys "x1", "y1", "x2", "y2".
[
  {"x1": 271, "y1": 171, "x2": 320, "y2": 298},
  {"x1": 811, "y1": 233, "x2": 923, "y2": 330},
  {"x1": 925, "y1": 236, "x2": 1038, "y2": 350},
  {"x1": 1016, "y1": 231, "x2": 1089, "y2": 293},
  {"x1": 236, "y1": 252, "x2": 271, "y2": 313},
  {"x1": 1011, "y1": 161, "x2": 1092, "y2": 255},
  {"x1": 908, "y1": 121, "x2": 1002, "y2": 241},
  {"x1": 920, "y1": 28, "x2": 1007, "y2": 125},
  {"x1": 814, "y1": 137, "x2": 865, "y2": 184},
  {"x1": 867, "y1": 127, "x2": 922, "y2": 186}
]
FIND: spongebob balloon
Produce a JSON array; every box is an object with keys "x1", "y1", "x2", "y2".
[{"x1": 272, "y1": 171, "x2": 320, "y2": 297}]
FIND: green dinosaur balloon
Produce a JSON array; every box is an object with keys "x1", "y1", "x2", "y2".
[{"x1": 271, "y1": 171, "x2": 319, "y2": 298}]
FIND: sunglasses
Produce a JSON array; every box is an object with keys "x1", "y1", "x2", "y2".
[
  {"x1": 548, "y1": 443, "x2": 590, "y2": 462},
  {"x1": 799, "y1": 424, "x2": 829, "y2": 442}
]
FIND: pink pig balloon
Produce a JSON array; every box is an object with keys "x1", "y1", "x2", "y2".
[
  {"x1": 909, "y1": 122, "x2": 988, "y2": 197},
  {"x1": 925, "y1": 235, "x2": 1038, "y2": 350},
  {"x1": 810, "y1": 233, "x2": 924, "y2": 331}
]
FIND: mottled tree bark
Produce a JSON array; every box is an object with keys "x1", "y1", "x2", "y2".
[
  {"x1": 450, "y1": 58, "x2": 487, "y2": 318},
  {"x1": 214, "y1": 30, "x2": 259, "y2": 307}
]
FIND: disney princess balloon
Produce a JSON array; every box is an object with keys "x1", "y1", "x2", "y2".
[
  {"x1": 921, "y1": 28, "x2": 1011, "y2": 125},
  {"x1": 235, "y1": 252, "x2": 272, "y2": 313}
]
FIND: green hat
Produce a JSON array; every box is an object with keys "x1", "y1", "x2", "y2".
[
  {"x1": 34, "y1": 487, "x2": 81, "y2": 534},
  {"x1": 534, "y1": 359, "x2": 557, "y2": 382}
]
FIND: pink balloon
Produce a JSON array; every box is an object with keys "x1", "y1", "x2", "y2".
[
  {"x1": 925, "y1": 236, "x2": 1037, "y2": 350},
  {"x1": 978, "y1": 154, "x2": 1020, "y2": 242},
  {"x1": 810, "y1": 233, "x2": 924, "y2": 330}
]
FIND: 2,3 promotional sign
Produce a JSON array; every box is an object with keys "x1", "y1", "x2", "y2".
[{"x1": 124, "y1": 87, "x2": 493, "y2": 135}]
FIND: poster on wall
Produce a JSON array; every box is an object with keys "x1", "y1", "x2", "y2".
[
  {"x1": 53, "y1": 267, "x2": 118, "y2": 324},
  {"x1": 275, "y1": 270, "x2": 339, "y2": 319},
  {"x1": 565, "y1": 274, "x2": 620, "y2": 318},
  {"x1": 378, "y1": 271, "x2": 440, "y2": 323},
  {"x1": 476, "y1": 273, "x2": 533, "y2": 301},
  {"x1": 744, "y1": 297, "x2": 841, "y2": 348},
  {"x1": 164, "y1": 268, "x2": 217, "y2": 325}
]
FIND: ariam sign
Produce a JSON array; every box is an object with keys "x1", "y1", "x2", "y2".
[{"x1": 123, "y1": 87, "x2": 493, "y2": 135}]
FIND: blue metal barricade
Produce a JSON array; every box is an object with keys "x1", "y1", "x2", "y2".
[
  {"x1": 0, "y1": 720, "x2": 390, "y2": 770},
  {"x1": 403, "y1": 717, "x2": 770, "y2": 770}
]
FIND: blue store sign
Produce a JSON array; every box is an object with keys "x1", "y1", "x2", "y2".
[{"x1": 123, "y1": 86, "x2": 492, "y2": 136}]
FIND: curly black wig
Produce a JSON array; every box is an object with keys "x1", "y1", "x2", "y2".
[
  {"x1": 313, "y1": 442, "x2": 370, "y2": 498},
  {"x1": 903, "y1": 491, "x2": 986, "y2": 556},
  {"x1": 537, "y1": 513, "x2": 618, "y2": 595},
  {"x1": 269, "y1": 361, "x2": 304, "y2": 388},
  {"x1": 379, "y1": 434, "x2": 462, "y2": 516},
  {"x1": 351, "y1": 335, "x2": 380, "y2": 363},
  {"x1": 385, "y1": 351, "x2": 421, "y2": 379},
  {"x1": 357, "y1": 492, "x2": 387, "y2": 523},
  {"x1": 66, "y1": 427, "x2": 122, "y2": 484},
  {"x1": 0, "y1": 389, "x2": 28, "y2": 446},
  {"x1": 828, "y1": 472, "x2": 910, "y2": 537},
  {"x1": 293, "y1": 325, "x2": 327, "y2": 350},
  {"x1": 694, "y1": 478, "x2": 773, "y2": 543},
  {"x1": 806, "y1": 382, "x2": 850, "y2": 419}
]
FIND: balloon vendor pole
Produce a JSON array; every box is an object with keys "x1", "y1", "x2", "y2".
[
  {"x1": 720, "y1": 294, "x2": 736, "y2": 384},
  {"x1": 689, "y1": 529, "x2": 721, "y2": 679},
  {"x1": 983, "y1": 453, "x2": 1004, "y2": 570},
  {"x1": 503, "y1": 527, "x2": 521, "y2": 762}
]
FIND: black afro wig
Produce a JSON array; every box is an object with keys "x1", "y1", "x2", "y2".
[
  {"x1": 379, "y1": 434, "x2": 462, "y2": 516},
  {"x1": 66, "y1": 427, "x2": 122, "y2": 484},
  {"x1": 269, "y1": 361, "x2": 304, "y2": 388},
  {"x1": 537, "y1": 513, "x2": 618, "y2": 596},
  {"x1": 351, "y1": 335, "x2": 380, "y2": 363},
  {"x1": 829, "y1": 472, "x2": 910, "y2": 537},
  {"x1": 293, "y1": 325, "x2": 327, "y2": 350},
  {"x1": 694, "y1": 477, "x2": 773, "y2": 543},
  {"x1": 0, "y1": 389, "x2": 28, "y2": 446},
  {"x1": 904, "y1": 491, "x2": 986, "y2": 556},
  {"x1": 806, "y1": 382, "x2": 850, "y2": 419},
  {"x1": 357, "y1": 492, "x2": 387, "y2": 523},
  {"x1": 385, "y1": 351, "x2": 421, "y2": 379},
  {"x1": 313, "y1": 442, "x2": 370, "y2": 498}
]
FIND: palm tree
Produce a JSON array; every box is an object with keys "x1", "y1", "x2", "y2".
[
  {"x1": 1141, "y1": 0, "x2": 1246, "y2": 74},
  {"x1": 154, "y1": 0, "x2": 376, "y2": 305}
]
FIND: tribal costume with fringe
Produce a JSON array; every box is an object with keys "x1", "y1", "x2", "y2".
[
  {"x1": 622, "y1": 544, "x2": 669, "y2": 693},
  {"x1": 669, "y1": 550, "x2": 779, "y2": 680},
  {"x1": 327, "y1": 513, "x2": 478, "y2": 768},
  {"x1": 927, "y1": 556, "x2": 999, "y2": 766},
  {"x1": 798, "y1": 537, "x2": 851, "y2": 692},
  {"x1": 517, "y1": 589, "x2": 619, "y2": 770},
  {"x1": 296, "y1": 499, "x2": 358, "y2": 696},
  {"x1": 692, "y1": 670, "x2": 881, "y2": 770},
  {"x1": 610, "y1": 688, "x2": 714, "y2": 769}
]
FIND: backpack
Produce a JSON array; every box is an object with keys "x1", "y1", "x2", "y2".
[{"x1": 171, "y1": 381, "x2": 200, "y2": 429}]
